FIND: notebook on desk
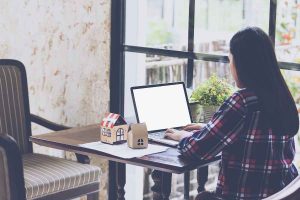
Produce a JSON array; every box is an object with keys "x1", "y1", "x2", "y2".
[{"x1": 131, "y1": 82, "x2": 192, "y2": 147}]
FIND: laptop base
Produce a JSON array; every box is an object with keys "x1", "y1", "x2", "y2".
[{"x1": 148, "y1": 135, "x2": 178, "y2": 147}]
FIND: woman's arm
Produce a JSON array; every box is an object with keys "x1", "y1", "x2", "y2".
[
  {"x1": 165, "y1": 124, "x2": 206, "y2": 140},
  {"x1": 178, "y1": 92, "x2": 246, "y2": 160}
]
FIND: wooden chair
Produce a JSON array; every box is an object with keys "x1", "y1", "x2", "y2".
[
  {"x1": 195, "y1": 191, "x2": 222, "y2": 200},
  {"x1": 195, "y1": 175, "x2": 300, "y2": 200},
  {"x1": 0, "y1": 59, "x2": 100, "y2": 200},
  {"x1": 262, "y1": 175, "x2": 300, "y2": 200}
]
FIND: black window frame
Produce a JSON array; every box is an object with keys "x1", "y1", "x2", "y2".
[
  {"x1": 109, "y1": 1, "x2": 300, "y2": 199},
  {"x1": 110, "y1": 0, "x2": 300, "y2": 116}
]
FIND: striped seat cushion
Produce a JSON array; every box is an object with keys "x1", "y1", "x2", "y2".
[{"x1": 23, "y1": 154, "x2": 101, "y2": 200}]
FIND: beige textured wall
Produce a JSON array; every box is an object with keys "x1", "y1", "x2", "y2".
[{"x1": 0, "y1": 0, "x2": 111, "y2": 199}]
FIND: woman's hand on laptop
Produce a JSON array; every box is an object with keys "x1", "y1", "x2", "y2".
[
  {"x1": 182, "y1": 123, "x2": 205, "y2": 131},
  {"x1": 165, "y1": 129, "x2": 193, "y2": 141}
]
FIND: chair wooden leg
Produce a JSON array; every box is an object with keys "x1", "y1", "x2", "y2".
[
  {"x1": 151, "y1": 170, "x2": 172, "y2": 200},
  {"x1": 87, "y1": 192, "x2": 99, "y2": 200},
  {"x1": 195, "y1": 191, "x2": 221, "y2": 200},
  {"x1": 197, "y1": 166, "x2": 208, "y2": 192}
]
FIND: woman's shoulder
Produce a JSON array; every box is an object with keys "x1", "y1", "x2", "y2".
[
  {"x1": 233, "y1": 88, "x2": 258, "y2": 101},
  {"x1": 216, "y1": 89, "x2": 250, "y2": 116},
  {"x1": 229, "y1": 88, "x2": 259, "y2": 110}
]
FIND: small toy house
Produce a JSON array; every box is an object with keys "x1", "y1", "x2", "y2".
[
  {"x1": 100, "y1": 113, "x2": 129, "y2": 144},
  {"x1": 127, "y1": 123, "x2": 148, "y2": 149}
]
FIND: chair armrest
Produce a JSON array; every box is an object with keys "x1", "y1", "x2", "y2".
[
  {"x1": 0, "y1": 134, "x2": 26, "y2": 200},
  {"x1": 30, "y1": 114, "x2": 92, "y2": 164},
  {"x1": 76, "y1": 154, "x2": 91, "y2": 164},
  {"x1": 30, "y1": 114, "x2": 71, "y2": 131},
  {"x1": 263, "y1": 175, "x2": 300, "y2": 200},
  {"x1": 30, "y1": 114, "x2": 91, "y2": 163}
]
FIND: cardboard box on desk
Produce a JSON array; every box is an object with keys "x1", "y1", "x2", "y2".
[
  {"x1": 127, "y1": 123, "x2": 148, "y2": 149},
  {"x1": 100, "y1": 113, "x2": 129, "y2": 144}
]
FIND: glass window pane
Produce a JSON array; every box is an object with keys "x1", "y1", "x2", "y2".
[
  {"x1": 194, "y1": 0, "x2": 270, "y2": 54},
  {"x1": 192, "y1": 61, "x2": 235, "y2": 123},
  {"x1": 281, "y1": 69, "x2": 300, "y2": 169},
  {"x1": 124, "y1": 52, "x2": 187, "y2": 117},
  {"x1": 282, "y1": 69, "x2": 300, "y2": 105},
  {"x1": 125, "y1": 0, "x2": 189, "y2": 51},
  {"x1": 193, "y1": 60, "x2": 234, "y2": 89},
  {"x1": 275, "y1": 1, "x2": 300, "y2": 63}
]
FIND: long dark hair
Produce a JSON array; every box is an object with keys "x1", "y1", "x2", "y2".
[{"x1": 230, "y1": 27, "x2": 299, "y2": 136}]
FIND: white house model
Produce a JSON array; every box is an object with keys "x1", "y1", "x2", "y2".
[{"x1": 100, "y1": 113, "x2": 128, "y2": 144}]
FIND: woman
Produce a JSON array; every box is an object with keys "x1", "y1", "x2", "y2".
[{"x1": 166, "y1": 27, "x2": 299, "y2": 200}]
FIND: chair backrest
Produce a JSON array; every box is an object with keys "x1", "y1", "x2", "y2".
[
  {"x1": 263, "y1": 175, "x2": 300, "y2": 200},
  {"x1": 0, "y1": 60, "x2": 32, "y2": 154},
  {"x1": 0, "y1": 145, "x2": 10, "y2": 200},
  {"x1": 0, "y1": 134, "x2": 26, "y2": 200}
]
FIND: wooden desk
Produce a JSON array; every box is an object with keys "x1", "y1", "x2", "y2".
[{"x1": 30, "y1": 124, "x2": 221, "y2": 200}]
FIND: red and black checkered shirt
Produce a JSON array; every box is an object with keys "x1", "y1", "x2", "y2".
[{"x1": 178, "y1": 89, "x2": 298, "y2": 200}]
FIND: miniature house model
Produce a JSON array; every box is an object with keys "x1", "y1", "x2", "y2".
[
  {"x1": 100, "y1": 113, "x2": 129, "y2": 144},
  {"x1": 127, "y1": 123, "x2": 148, "y2": 149}
]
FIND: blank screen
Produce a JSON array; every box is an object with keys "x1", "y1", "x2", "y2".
[{"x1": 132, "y1": 84, "x2": 192, "y2": 131}]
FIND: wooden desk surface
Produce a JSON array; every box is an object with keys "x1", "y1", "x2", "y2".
[{"x1": 30, "y1": 124, "x2": 220, "y2": 174}]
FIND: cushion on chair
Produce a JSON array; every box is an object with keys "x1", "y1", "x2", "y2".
[
  {"x1": 0, "y1": 65, "x2": 30, "y2": 153},
  {"x1": 23, "y1": 154, "x2": 101, "y2": 200}
]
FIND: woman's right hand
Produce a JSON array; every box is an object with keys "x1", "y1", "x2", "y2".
[{"x1": 182, "y1": 123, "x2": 205, "y2": 131}]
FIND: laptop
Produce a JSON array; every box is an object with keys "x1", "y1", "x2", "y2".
[{"x1": 131, "y1": 82, "x2": 192, "y2": 147}]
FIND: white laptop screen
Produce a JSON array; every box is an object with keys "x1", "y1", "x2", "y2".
[{"x1": 131, "y1": 83, "x2": 192, "y2": 132}]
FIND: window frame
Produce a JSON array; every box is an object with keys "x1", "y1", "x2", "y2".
[
  {"x1": 109, "y1": 1, "x2": 300, "y2": 200},
  {"x1": 110, "y1": 0, "x2": 300, "y2": 114}
]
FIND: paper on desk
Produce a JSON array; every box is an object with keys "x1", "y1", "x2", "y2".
[{"x1": 79, "y1": 142, "x2": 169, "y2": 159}]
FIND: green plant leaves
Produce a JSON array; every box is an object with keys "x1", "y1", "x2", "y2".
[{"x1": 190, "y1": 75, "x2": 233, "y2": 106}]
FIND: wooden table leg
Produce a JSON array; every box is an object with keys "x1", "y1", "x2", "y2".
[
  {"x1": 109, "y1": 161, "x2": 117, "y2": 200},
  {"x1": 116, "y1": 162, "x2": 126, "y2": 200},
  {"x1": 151, "y1": 170, "x2": 162, "y2": 200},
  {"x1": 184, "y1": 172, "x2": 190, "y2": 200},
  {"x1": 151, "y1": 170, "x2": 172, "y2": 200},
  {"x1": 161, "y1": 172, "x2": 172, "y2": 200},
  {"x1": 197, "y1": 166, "x2": 208, "y2": 192}
]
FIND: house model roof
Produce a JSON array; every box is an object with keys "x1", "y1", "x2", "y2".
[{"x1": 100, "y1": 113, "x2": 127, "y2": 128}]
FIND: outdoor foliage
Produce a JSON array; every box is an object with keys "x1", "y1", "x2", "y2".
[
  {"x1": 190, "y1": 75, "x2": 233, "y2": 106},
  {"x1": 276, "y1": 0, "x2": 300, "y2": 45},
  {"x1": 146, "y1": 21, "x2": 173, "y2": 46},
  {"x1": 282, "y1": 70, "x2": 300, "y2": 104}
]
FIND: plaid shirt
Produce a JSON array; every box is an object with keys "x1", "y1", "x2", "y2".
[{"x1": 178, "y1": 89, "x2": 298, "y2": 200}]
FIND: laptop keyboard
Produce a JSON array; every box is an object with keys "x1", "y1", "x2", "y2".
[
  {"x1": 150, "y1": 131, "x2": 165, "y2": 139},
  {"x1": 148, "y1": 131, "x2": 178, "y2": 147}
]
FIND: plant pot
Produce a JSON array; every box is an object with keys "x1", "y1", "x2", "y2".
[
  {"x1": 189, "y1": 103, "x2": 219, "y2": 123},
  {"x1": 202, "y1": 105, "x2": 219, "y2": 123},
  {"x1": 189, "y1": 102, "x2": 202, "y2": 123}
]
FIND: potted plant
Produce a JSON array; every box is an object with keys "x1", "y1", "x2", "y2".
[{"x1": 189, "y1": 75, "x2": 233, "y2": 123}]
